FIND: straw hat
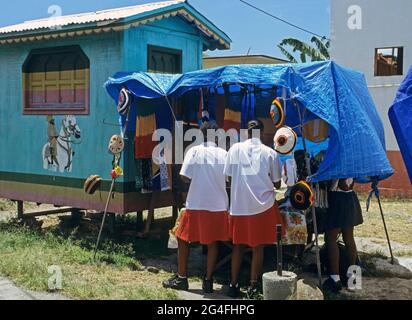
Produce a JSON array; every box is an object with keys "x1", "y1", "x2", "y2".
[
  {"x1": 290, "y1": 181, "x2": 314, "y2": 211},
  {"x1": 84, "y1": 175, "x2": 102, "y2": 195},
  {"x1": 117, "y1": 88, "x2": 133, "y2": 115},
  {"x1": 274, "y1": 126, "x2": 297, "y2": 155},
  {"x1": 270, "y1": 98, "x2": 285, "y2": 128}
]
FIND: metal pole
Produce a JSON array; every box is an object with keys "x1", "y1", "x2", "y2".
[
  {"x1": 376, "y1": 195, "x2": 395, "y2": 264},
  {"x1": 276, "y1": 224, "x2": 283, "y2": 276},
  {"x1": 17, "y1": 201, "x2": 24, "y2": 219},
  {"x1": 93, "y1": 179, "x2": 116, "y2": 260},
  {"x1": 294, "y1": 101, "x2": 323, "y2": 288}
]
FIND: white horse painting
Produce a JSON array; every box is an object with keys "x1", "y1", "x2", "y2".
[{"x1": 42, "y1": 115, "x2": 82, "y2": 173}]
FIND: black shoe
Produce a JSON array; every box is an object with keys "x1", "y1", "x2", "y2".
[
  {"x1": 227, "y1": 283, "x2": 240, "y2": 298},
  {"x1": 322, "y1": 277, "x2": 343, "y2": 294},
  {"x1": 246, "y1": 282, "x2": 262, "y2": 300},
  {"x1": 162, "y1": 274, "x2": 189, "y2": 291},
  {"x1": 341, "y1": 275, "x2": 349, "y2": 288},
  {"x1": 202, "y1": 277, "x2": 213, "y2": 294}
]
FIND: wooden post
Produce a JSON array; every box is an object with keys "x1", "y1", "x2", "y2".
[
  {"x1": 108, "y1": 213, "x2": 116, "y2": 235},
  {"x1": 17, "y1": 201, "x2": 24, "y2": 219},
  {"x1": 71, "y1": 208, "x2": 82, "y2": 226},
  {"x1": 172, "y1": 206, "x2": 179, "y2": 225},
  {"x1": 276, "y1": 224, "x2": 283, "y2": 276},
  {"x1": 136, "y1": 211, "x2": 144, "y2": 231}
]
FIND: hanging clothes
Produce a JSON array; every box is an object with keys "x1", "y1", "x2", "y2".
[
  {"x1": 179, "y1": 90, "x2": 201, "y2": 126},
  {"x1": 134, "y1": 98, "x2": 158, "y2": 159},
  {"x1": 134, "y1": 97, "x2": 173, "y2": 193},
  {"x1": 254, "y1": 89, "x2": 278, "y2": 145},
  {"x1": 223, "y1": 86, "x2": 243, "y2": 132},
  {"x1": 135, "y1": 158, "x2": 153, "y2": 193},
  {"x1": 310, "y1": 151, "x2": 328, "y2": 209},
  {"x1": 214, "y1": 91, "x2": 226, "y2": 129}
]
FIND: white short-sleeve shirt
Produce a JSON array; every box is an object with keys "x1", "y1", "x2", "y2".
[
  {"x1": 180, "y1": 142, "x2": 229, "y2": 212},
  {"x1": 224, "y1": 138, "x2": 282, "y2": 216},
  {"x1": 283, "y1": 158, "x2": 298, "y2": 187}
]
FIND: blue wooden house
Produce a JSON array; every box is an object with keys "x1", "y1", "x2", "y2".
[{"x1": 0, "y1": 0, "x2": 230, "y2": 214}]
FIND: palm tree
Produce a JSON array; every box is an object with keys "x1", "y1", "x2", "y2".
[{"x1": 278, "y1": 36, "x2": 330, "y2": 63}]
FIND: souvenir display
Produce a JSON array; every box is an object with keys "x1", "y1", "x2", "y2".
[
  {"x1": 290, "y1": 180, "x2": 314, "y2": 211},
  {"x1": 270, "y1": 98, "x2": 285, "y2": 128},
  {"x1": 117, "y1": 88, "x2": 133, "y2": 115},
  {"x1": 280, "y1": 206, "x2": 308, "y2": 245},
  {"x1": 110, "y1": 165, "x2": 123, "y2": 180},
  {"x1": 223, "y1": 93, "x2": 243, "y2": 132},
  {"x1": 302, "y1": 119, "x2": 329, "y2": 143},
  {"x1": 108, "y1": 134, "x2": 125, "y2": 155},
  {"x1": 84, "y1": 175, "x2": 102, "y2": 195},
  {"x1": 274, "y1": 126, "x2": 297, "y2": 155}
]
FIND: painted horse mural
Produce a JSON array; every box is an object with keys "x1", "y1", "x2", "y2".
[{"x1": 42, "y1": 115, "x2": 81, "y2": 172}]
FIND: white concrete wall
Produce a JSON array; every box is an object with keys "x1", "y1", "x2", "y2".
[{"x1": 330, "y1": 0, "x2": 412, "y2": 151}]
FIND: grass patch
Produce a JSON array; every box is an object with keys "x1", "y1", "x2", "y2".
[
  {"x1": 0, "y1": 221, "x2": 178, "y2": 300},
  {"x1": 0, "y1": 198, "x2": 43, "y2": 212},
  {"x1": 355, "y1": 197, "x2": 412, "y2": 245},
  {"x1": 0, "y1": 199, "x2": 16, "y2": 211},
  {"x1": 358, "y1": 251, "x2": 394, "y2": 278}
]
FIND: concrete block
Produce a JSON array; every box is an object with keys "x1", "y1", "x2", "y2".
[
  {"x1": 296, "y1": 279, "x2": 324, "y2": 300},
  {"x1": 263, "y1": 271, "x2": 297, "y2": 300}
]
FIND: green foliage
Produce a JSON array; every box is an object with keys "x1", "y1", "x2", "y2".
[
  {"x1": 278, "y1": 36, "x2": 330, "y2": 63},
  {"x1": 0, "y1": 222, "x2": 178, "y2": 300}
]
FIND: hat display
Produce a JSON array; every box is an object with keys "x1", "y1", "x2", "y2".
[
  {"x1": 84, "y1": 175, "x2": 102, "y2": 195},
  {"x1": 269, "y1": 98, "x2": 285, "y2": 128},
  {"x1": 289, "y1": 181, "x2": 314, "y2": 211},
  {"x1": 117, "y1": 88, "x2": 133, "y2": 115},
  {"x1": 302, "y1": 119, "x2": 329, "y2": 143},
  {"x1": 274, "y1": 126, "x2": 297, "y2": 155},
  {"x1": 108, "y1": 134, "x2": 125, "y2": 155}
]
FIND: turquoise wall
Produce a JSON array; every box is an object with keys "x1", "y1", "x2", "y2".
[
  {"x1": 0, "y1": 17, "x2": 203, "y2": 189},
  {"x1": 0, "y1": 32, "x2": 123, "y2": 183},
  {"x1": 121, "y1": 17, "x2": 204, "y2": 184},
  {"x1": 122, "y1": 16, "x2": 203, "y2": 72}
]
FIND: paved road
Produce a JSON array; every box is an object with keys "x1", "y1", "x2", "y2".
[
  {"x1": 0, "y1": 277, "x2": 69, "y2": 300},
  {"x1": 0, "y1": 278, "x2": 36, "y2": 300}
]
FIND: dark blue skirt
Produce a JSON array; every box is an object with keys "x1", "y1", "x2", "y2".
[{"x1": 326, "y1": 191, "x2": 363, "y2": 231}]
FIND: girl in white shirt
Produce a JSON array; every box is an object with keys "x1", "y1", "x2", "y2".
[{"x1": 224, "y1": 120, "x2": 284, "y2": 298}]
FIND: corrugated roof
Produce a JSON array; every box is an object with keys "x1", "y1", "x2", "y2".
[
  {"x1": 0, "y1": 0, "x2": 230, "y2": 50},
  {"x1": 0, "y1": 0, "x2": 185, "y2": 34}
]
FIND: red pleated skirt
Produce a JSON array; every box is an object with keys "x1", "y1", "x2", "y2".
[
  {"x1": 175, "y1": 209, "x2": 230, "y2": 245},
  {"x1": 229, "y1": 205, "x2": 285, "y2": 247}
]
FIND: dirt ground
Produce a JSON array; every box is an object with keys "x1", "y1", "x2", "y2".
[{"x1": 0, "y1": 197, "x2": 411, "y2": 300}]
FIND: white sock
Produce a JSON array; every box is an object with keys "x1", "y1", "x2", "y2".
[
  {"x1": 330, "y1": 274, "x2": 340, "y2": 282},
  {"x1": 178, "y1": 274, "x2": 187, "y2": 279}
]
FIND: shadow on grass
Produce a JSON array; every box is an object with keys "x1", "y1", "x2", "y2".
[{"x1": 0, "y1": 213, "x2": 309, "y2": 294}]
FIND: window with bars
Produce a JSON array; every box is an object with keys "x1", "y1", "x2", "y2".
[
  {"x1": 374, "y1": 47, "x2": 404, "y2": 77},
  {"x1": 147, "y1": 45, "x2": 182, "y2": 74},
  {"x1": 23, "y1": 45, "x2": 90, "y2": 114}
]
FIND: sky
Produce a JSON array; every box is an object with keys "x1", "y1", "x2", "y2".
[{"x1": 0, "y1": 0, "x2": 330, "y2": 59}]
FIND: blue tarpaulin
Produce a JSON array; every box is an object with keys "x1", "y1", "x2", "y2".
[
  {"x1": 389, "y1": 66, "x2": 412, "y2": 184},
  {"x1": 105, "y1": 61, "x2": 393, "y2": 183}
]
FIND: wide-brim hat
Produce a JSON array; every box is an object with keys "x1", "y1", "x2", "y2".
[
  {"x1": 274, "y1": 126, "x2": 297, "y2": 155},
  {"x1": 270, "y1": 98, "x2": 285, "y2": 128},
  {"x1": 108, "y1": 134, "x2": 125, "y2": 155},
  {"x1": 84, "y1": 175, "x2": 102, "y2": 195},
  {"x1": 302, "y1": 119, "x2": 329, "y2": 143},
  {"x1": 117, "y1": 88, "x2": 133, "y2": 115},
  {"x1": 290, "y1": 180, "x2": 314, "y2": 211}
]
